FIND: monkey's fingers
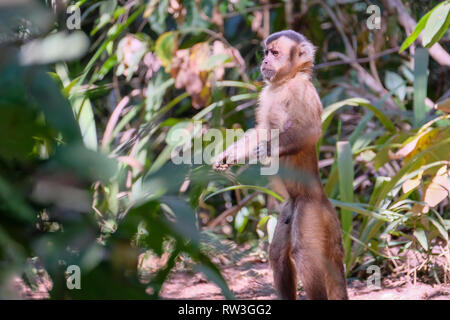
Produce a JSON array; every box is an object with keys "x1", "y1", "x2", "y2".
[
  {"x1": 255, "y1": 142, "x2": 268, "y2": 159},
  {"x1": 213, "y1": 162, "x2": 229, "y2": 171}
]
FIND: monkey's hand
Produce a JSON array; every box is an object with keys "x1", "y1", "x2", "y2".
[
  {"x1": 213, "y1": 161, "x2": 230, "y2": 171},
  {"x1": 212, "y1": 151, "x2": 234, "y2": 171},
  {"x1": 254, "y1": 141, "x2": 271, "y2": 161}
]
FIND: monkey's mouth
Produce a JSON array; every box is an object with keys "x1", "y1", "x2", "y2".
[{"x1": 261, "y1": 67, "x2": 275, "y2": 80}]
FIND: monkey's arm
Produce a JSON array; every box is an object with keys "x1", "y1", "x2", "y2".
[
  {"x1": 262, "y1": 120, "x2": 321, "y2": 158},
  {"x1": 213, "y1": 128, "x2": 262, "y2": 170}
]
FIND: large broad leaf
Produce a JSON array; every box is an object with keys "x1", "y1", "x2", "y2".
[
  {"x1": 399, "y1": 1, "x2": 448, "y2": 52},
  {"x1": 422, "y1": 1, "x2": 450, "y2": 48},
  {"x1": 399, "y1": 10, "x2": 432, "y2": 52},
  {"x1": 384, "y1": 71, "x2": 406, "y2": 102}
]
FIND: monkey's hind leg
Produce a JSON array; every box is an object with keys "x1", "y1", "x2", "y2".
[
  {"x1": 291, "y1": 199, "x2": 348, "y2": 300},
  {"x1": 268, "y1": 200, "x2": 297, "y2": 300},
  {"x1": 290, "y1": 200, "x2": 329, "y2": 300},
  {"x1": 324, "y1": 255, "x2": 348, "y2": 300}
]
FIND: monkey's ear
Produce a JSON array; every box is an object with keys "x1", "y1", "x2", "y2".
[{"x1": 299, "y1": 41, "x2": 316, "y2": 60}]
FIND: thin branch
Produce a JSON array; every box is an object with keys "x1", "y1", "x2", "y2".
[
  {"x1": 315, "y1": 47, "x2": 400, "y2": 69},
  {"x1": 206, "y1": 192, "x2": 259, "y2": 229}
]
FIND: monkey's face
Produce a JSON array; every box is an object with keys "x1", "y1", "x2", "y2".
[
  {"x1": 261, "y1": 38, "x2": 293, "y2": 82},
  {"x1": 261, "y1": 33, "x2": 316, "y2": 83}
]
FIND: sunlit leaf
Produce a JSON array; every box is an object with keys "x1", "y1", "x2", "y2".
[
  {"x1": 422, "y1": 2, "x2": 450, "y2": 47},
  {"x1": 423, "y1": 165, "x2": 449, "y2": 207},
  {"x1": 155, "y1": 31, "x2": 177, "y2": 72}
]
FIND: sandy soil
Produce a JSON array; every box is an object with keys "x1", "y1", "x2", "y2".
[{"x1": 160, "y1": 256, "x2": 450, "y2": 300}]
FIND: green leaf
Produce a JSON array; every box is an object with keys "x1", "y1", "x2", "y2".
[
  {"x1": 399, "y1": 1, "x2": 449, "y2": 52},
  {"x1": 428, "y1": 216, "x2": 449, "y2": 242},
  {"x1": 91, "y1": 0, "x2": 117, "y2": 36},
  {"x1": 384, "y1": 71, "x2": 406, "y2": 101},
  {"x1": 422, "y1": 2, "x2": 450, "y2": 47},
  {"x1": 55, "y1": 64, "x2": 97, "y2": 150},
  {"x1": 155, "y1": 31, "x2": 177, "y2": 72},
  {"x1": 322, "y1": 98, "x2": 396, "y2": 133},
  {"x1": 337, "y1": 141, "x2": 354, "y2": 263},
  {"x1": 413, "y1": 228, "x2": 428, "y2": 251},
  {"x1": 399, "y1": 10, "x2": 432, "y2": 52},
  {"x1": 234, "y1": 207, "x2": 249, "y2": 233},
  {"x1": 413, "y1": 48, "x2": 429, "y2": 127}
]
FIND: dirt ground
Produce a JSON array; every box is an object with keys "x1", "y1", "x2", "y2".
[
  {"x1": 160, "y1": 255, "x2": 450, "y2": 300},
  {"x1": 12, "y1": 247, "x2": 450, "y2": 300}
]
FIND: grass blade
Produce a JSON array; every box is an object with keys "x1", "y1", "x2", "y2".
[{"x1": 337, "y1": 141, "x2": 354, "y2": 264}]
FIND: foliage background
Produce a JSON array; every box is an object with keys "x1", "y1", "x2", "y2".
[{"x1": 0, "y1": 0, "x2": 449, "y2": 299}]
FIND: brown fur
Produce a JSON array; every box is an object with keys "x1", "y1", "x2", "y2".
[{"x1": 213, "y1": 31, "x2": 348, "y2": 300}]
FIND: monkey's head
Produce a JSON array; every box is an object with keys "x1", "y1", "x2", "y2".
[{"x1": 261, "y1": 30, "x2": 316, "y2": 83}]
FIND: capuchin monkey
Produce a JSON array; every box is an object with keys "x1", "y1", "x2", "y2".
[{"x1": 213, "y1": 30, "x2": 348, "y2": 300}]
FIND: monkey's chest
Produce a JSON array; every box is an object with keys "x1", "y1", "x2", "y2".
[{"x1": 264, "y1": 103, "x2": 291, "y2": 129}]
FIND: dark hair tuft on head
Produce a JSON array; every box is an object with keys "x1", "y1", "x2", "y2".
[{"x1": 264, "y1": 30, "x2": 306, "y2": 47}]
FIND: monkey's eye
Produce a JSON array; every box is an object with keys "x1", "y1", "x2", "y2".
[
  {"x1": 271, "y1": 50, "x2": 279, "y2": 56},
  {"x1": 264, "y1": 50, "x2": 268, "y2": 56}
]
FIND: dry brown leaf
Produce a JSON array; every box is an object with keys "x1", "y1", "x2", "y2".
[
  {"x1": 212, "y1": 40, "x2": 245, "y2": 78},
  {"x1": 388, "y1": 128, "x2": 447, "y2": 163},
  {"x1": 402, "y1": 173, "x2": 422, "y2": 193},
  {"x1": 423, "y1": 165, "x2": 450, "y2": 208},
  {"x1": 143, "y1": 52, "x2": 161, "y2": 80},
  {"x1": 388, "y1": 132, "x2": 425, "y2": 160},
  {"x1": 171, "y1": 43, "x2": 211, "y2": 108},
  {"x1": 170, "y1": 41, "x2": 245, "y2": 108},
  {"x1": 116, "y1": 35, "x2": 147, "y2": 79}
]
